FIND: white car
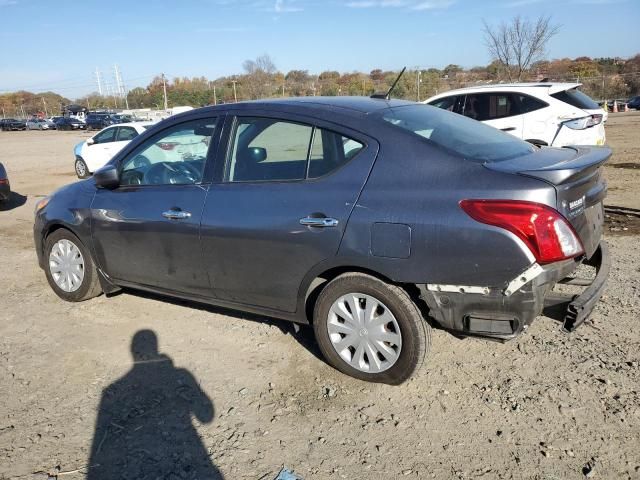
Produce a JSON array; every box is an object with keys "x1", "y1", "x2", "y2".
[
  {"x1": 26, "y1": 118, "x2": 51, "y2": 130},
  {"x1": 424, "y1": 83, "x2": 606, "y2": 147},
  {"x1": 74, "y1": 122, "x2": 154, "y2": 178}
]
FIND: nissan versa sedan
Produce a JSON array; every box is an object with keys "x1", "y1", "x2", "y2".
[{"x1": 34, "y1": 97, "x2": 610, "y2": 384}]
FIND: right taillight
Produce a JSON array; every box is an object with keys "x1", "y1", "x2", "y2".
[
  {"x1": 460, "y1": 199, "x2": 584, "y2": 264},
  {"x1": 562, "y1": 114, "x2": 602, "y2": 130}
]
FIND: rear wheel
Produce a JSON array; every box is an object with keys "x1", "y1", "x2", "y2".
[
  {"x1": 313, "y1": 273, "x2": 430, "y2": 384},
  {"x1": 43, "y1": 229, "x2": 102, "y2": 302}
]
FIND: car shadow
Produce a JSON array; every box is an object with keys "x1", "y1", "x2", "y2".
[
  {"x1": 116, "y1": 288, "x2": 326, "y2": 363},
  {"x1": 0, "y1": 191, "x2": 27, "y2": 211},
  {"x1": 87, "y1": 329, "x2": 223, "y2": 479}
]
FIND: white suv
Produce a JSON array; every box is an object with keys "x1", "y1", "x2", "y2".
[{"x1": 424, "y1": 83, "x2": 606, "y2": 147}]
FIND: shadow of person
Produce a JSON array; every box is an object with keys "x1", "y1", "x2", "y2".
[{"x1": 87, "y1": 330, "x2": 222, "y2": 479}]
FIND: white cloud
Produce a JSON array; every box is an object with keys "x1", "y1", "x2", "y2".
[
  {"x1": 346, "y1": 0, "x2": 454, "y2": 9},
  {"x1": 274, "y1": 0, "x2": 303, "y2": 12}
]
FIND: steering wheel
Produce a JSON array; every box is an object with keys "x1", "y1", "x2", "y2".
[
  {"x1": 132, "y1": 154, "x2": 151, "y2": 168},
  {"x1": 143, "y1": 162, "x2": 200, "y2": 185}
]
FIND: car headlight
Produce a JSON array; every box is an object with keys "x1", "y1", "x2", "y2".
[{"x1": 35, "y1": 196, "x2": 50, "y2": 214}]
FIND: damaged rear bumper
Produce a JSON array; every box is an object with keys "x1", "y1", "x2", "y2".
[{"x1": 418, "y1": 242, "x2": 610, "y2": 340}]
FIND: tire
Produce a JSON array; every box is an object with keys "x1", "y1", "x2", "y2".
[
  {"x1": 75, "y1": 158, "x2": 89, "y2": 179},
  {"x1": 313, "y1": 272, "x2": 430, "y2": 385},
  {"x1": 43, "y1": 229, "x2": 102, "y2": 302}
]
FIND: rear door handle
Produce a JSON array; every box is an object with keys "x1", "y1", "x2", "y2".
[
  {"x1": 162, "y1": 209, "x2": 192, "y2": 220},
  {"x1": 501, "y1": 127, "x2": 516, "y2": 132},
  {"x1": 300, "y1": 217, "x2": 339, "y2": 228}
]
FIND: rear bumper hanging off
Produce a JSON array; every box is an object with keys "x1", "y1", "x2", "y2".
[{"x1": 546, "y1": 242, "x2": 610, "y2": 332}]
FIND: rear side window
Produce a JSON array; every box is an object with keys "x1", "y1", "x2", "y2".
[
  {"x1": 226, "y1": 117, "x2": 363, "y2": 182},
  {"x1": 116, "y1": 126, "x2": 138, "y2": 141},
  {"x1": 380, "y1": 105, "x2": 535, "y2": 163},
  {"x1": 514, "y1": 93, "x2": 548, "y2": 114},
  {"x1": 551, "y1": 88, "x2": 599, "y2": 110},
  {"x1": 464, "y1": 93, "x2": 521, "y2": 121},
  {"x1": 94, "y1": 128, "x2": 116, "y2": 144}
]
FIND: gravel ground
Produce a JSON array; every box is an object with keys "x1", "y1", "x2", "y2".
[{"x1": 0, "y1": 113, "x2": 639, "y2": 480}]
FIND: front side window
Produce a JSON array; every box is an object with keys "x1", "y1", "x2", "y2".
[
  {"x1": 94, "y1": 128, "x2": 117, "y2": 144},
  {"x1": 120, "y1": 118, "x2": 217, "y2": 186},
  {"x1": 226, "y1": 117, "x2": 363, "y2": 182}
]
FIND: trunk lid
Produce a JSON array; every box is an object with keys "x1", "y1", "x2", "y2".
[{"x1": 485, "y1": 146, "x2": 611, "y2": 258}]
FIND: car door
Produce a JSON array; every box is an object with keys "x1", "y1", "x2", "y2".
[
  {"x1": 85, "y1": 127, "x2": 119, "y2": 172},
  {"x1": 91, "y1": 116, "x2": 220, "y2": 296},
  {"x1": 110, "y1": 126, "x2": 139, "y2": 156},
  {"x1": 200, "y1": 114, "x2": 378, "y2": 313},
  {"x1": 463, "y1": 92, "x2": 524, "y2": 139}
]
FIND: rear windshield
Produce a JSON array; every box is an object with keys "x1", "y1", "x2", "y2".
[
  {"x1": 551, "y1": 88, "x2": 599, "y2": 110},
  {"x1": 379, "y1": 105, "x2": 535, "y2": 163}
]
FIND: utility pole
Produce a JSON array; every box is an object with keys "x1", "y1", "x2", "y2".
[
  {"x1": 231, "y1": 80, "x2": 238, "y2": 103},
  {"x1": 1, "y1": 107, "x2": 5, "y2": 118},
  {"x1": 95, "y1": 67, "x2": 103, "y2": 96},
  {"x1": 41, "y1": 97, "x2": 48, "y2": 117},
  {"x1": 213, "y1": 84, "x2": 217, "y2": 105},
  {"x1": 162, "y1": 73, "x2": 168, "y2": 110}
]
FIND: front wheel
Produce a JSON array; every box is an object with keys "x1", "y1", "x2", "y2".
[
  {"x1": 313, "y1": 273, "x2": 430, "y2": 384},
  {"x1": 75, "y1": 158, "x2": 89, "y2": 178},
  {"x1": 43, "y1": 229, "x2": 102, "y2": 302}
]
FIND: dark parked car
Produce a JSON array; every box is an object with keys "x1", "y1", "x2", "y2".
[
  {"x1": 56, "y1": 117, "x2": 86, "y2": 131},
  {"x1": 85, "y1": 113, "x2": 119, "y2": 130},
  {"x1": 627, "y1": 96, "x2": 640, "y2": 110},
  {"x1": 34, "y1": 97, "x2": 610, "y2": 384},
  {"x1": 0, "y1": 162, "x2": 10, "y2": 201},
  {"x1": 0, "y1": 118, "x2": 26, "y2": 131}
]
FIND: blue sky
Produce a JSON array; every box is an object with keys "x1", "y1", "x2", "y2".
[{"x1": 0, "y1": 0, "x2": 638, "y2": 98}]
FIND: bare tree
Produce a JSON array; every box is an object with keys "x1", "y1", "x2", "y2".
[{"x1": 483, "y1": 15, "x2": 560, "y2": 81}]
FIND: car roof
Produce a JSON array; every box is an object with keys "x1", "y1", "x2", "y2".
[
  {"x1": 425, "y1": 82, "x2": 582, "y2": 101},
  {"x1": 205, "y1": 96, "x2": 416, "y2": 115}
]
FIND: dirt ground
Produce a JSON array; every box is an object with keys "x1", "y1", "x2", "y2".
[{"x1": 1, "y1": 113, "x2": 639, "y2": 480}]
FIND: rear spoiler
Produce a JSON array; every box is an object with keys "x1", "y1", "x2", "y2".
[{"x1": 486, "y1": 146, "x2": 611, "y2": 185}]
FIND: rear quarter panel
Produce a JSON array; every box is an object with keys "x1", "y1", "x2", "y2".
[{"x1": 338, "y1": 130, "x2": 557, "y2": 287}]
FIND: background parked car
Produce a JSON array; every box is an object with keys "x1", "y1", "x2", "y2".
[
  {"x1": 627, "y1": 96, "x2": 640, "y2": 110},
  {"x1": 26, "y1": 118, "x2": 51, "y2": 130},
  {"x1": 56, "y1": 117, "x2": 87, "y2": 131},
  {"x1": 74, "y1": 122, "x2": 154, "y2": 178},
  {"x1": 0, "y1": 162, "x2": 10, "y2": 202},
  {"x1": 85, "y1": 113, "x2": 120, "y2": 130},
  {"x1": 424, "y1": 83, "x2": 606, "y2": 147},
  {"x1": 0, "y1": 118, "x2": 26, "y2": 131}
]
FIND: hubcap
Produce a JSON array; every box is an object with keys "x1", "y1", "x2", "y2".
[
  {"x1": 76, "y1": 160, "x2": 86, "y2": 176},
  {"x1": 49, "y1": 239, "x2": 85, "y2": 292},
  {"x1": 327, "y1": 293, "x2": 402, "y2": 373}
]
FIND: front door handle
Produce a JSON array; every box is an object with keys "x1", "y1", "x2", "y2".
[
  {"x1": 162, "y1": 209, "x2": 192, "y2": 220},
  {"x1": 501, "y1": 127, "x2": 516, "y2": 132},
  {"x1": 300, "y1": 216, "x2": 339, "y2": 228}
]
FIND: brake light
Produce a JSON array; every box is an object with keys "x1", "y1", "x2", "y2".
[
  {"x1": 460, "y1": 200, "x2": 584, "y2": 264},
  {"x1": 562, "y1": 114, "x2": 602, "y2": 130},
  {"x1": 0, "y1": 178, "x2": 7, "y2": 184}
]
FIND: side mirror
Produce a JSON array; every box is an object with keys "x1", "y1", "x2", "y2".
[
  {"x1": 87, "y1": 137, "x2": 95, "y2": 145},
  {"x1": 94, "y1": 165, "x2": 119, "y2": 189},
  {"x1": 247, "y1": 146, "x2": 267, "y2": 162}
]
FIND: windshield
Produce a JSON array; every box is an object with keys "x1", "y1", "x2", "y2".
[
  {"x1": 379, "y1": 105, "x2": 535, "y2": 163},
  {"x1": 551, "y1": 88, "x2": 599, "y2": 110}
]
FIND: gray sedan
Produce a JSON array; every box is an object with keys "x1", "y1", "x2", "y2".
[{"x1": 33, "y1": 97, "x2": 610, "y2": 384}]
